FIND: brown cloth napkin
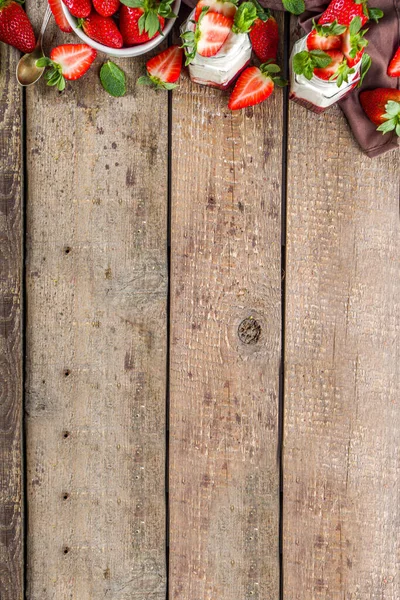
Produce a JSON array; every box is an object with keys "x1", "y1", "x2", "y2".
[{"x1": 182, "y1": 0, "x2": 400, "y2": 156}]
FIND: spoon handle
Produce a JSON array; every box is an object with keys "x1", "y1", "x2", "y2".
[{"x1": 38, "y1": 5, "x2": 52, "y2": 43}]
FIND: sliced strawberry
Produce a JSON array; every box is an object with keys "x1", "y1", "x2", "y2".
[
  {"x1": 341, "y1": 16, "x2": 368, "y2": 67},
  {"x1": 93, "y1": 0, "x2": 120, "y2": 16},
  {"x1": 196, "y1": 11, "x2": 233, "y2": 57},
  {"x1": 79, "y1": 12, "x2": 123, "y2": 48},
  {"x1": 36, "y1": 44, "x2": 97, "y2": 90},
  {"x1": 48, "y1": 0, "x2": 73, "y2": 32},
  {"x1": 63, "y1": 0, "x2": 92, "y2": 19},
  {"x1": 194, "y1": 0, "x2": 237, "y2": 22},
  {"x1": 138, "y1": 44, "x2": 183, "y2": 89},
  {"x1": 388, "y1": 47, "x2": 400, "y2": 78},
  {"x1": 228, "y1": 62, "x2": 286, "y2": 110},
  {"x1": 306, "y1": 19, "x2": 346, "y2": 51},
  {"x1": 312, "y1": 48, "x2": 355, "y2": 85}
]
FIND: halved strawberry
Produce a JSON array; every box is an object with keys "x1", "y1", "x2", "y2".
[
  {"x1": 341, "y1": 15, "x2": 368, "y2": 67},
  {"x1": 228, "y1": 62, "x2": 286, "y2": 110},
  {"x1": 313, "y1": 49, "x2": 354, "y2": 84},
  {"x1": 181, "y1": 9, "x2": 233, "y2": 63},
  {"x1": 36, "y1": 44, "x2": 97, "y2": 91},
  {"x1": 119, "y1": 0, "x2": 175, "y2": 45},
  {"x1": 48, "y1": 0, "x2": 73, "y2": 32},
  {"x1": 306, "y1": 19, "x2": 346, "y2": 51},
  {"x1": 93, "y1": 0, "x2": 120, "y2": 16},
  {"x1": 138, "y1": 44, "x2": 183, "y2": 89},
  {"x1": 79, "y1": 12, "x2": 123, "y2": 48},
  {"x1": 194, "y1": 0, "x2": 237, "y2": 22},
  {"x1": 388, "y1": 47, "x2": 400, "y2": 78}
]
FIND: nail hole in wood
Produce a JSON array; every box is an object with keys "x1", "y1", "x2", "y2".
[
  {"x1": 63, "y1": 493, "x2": 69, "y2": 500},
  {"x1": 63, "y1": 546, "x2": 70, "y2": 554},
  {"x1": 63, "y1": 431, "x2": 70, "y2": 439},
  {"x1": 64, "y1": 369, "x2": 71, "y2": 377},
  {"x1": 64, "y1": 246, "x2": 71, "y2": 255},
  {"x1": 238, "y1": 317, "x2": 261, "y2": 345}
]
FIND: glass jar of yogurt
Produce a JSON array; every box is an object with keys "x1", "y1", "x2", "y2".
[
  {"x1": 180, "y1": 9, "x2": 252, "y2": 90},
  {"x1": 289, "y1": 35, "x2": 362, "y2": 114}
]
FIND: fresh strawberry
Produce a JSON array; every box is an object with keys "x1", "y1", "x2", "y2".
[
  {"x1": 0, "y1": 0, "x2": 35, "y2": 53},
  {"x1": 93, "y1": 0, "x2": 120, "y2": 16},
  {"x1": 79, "y1": 12, "x2": 123, "y2": 47},
  {"x1": 388, "y1": 47, "x2": 400, "y2": 77},
  {"x1": 293, "y1": 48, "x2": 354, "y2": 85},
  {"x1": 194, "y1": 0, "x2": 237, "y2": 21},
  {"x1": 250, "y1": 16, "x2": 279, "y2": 62},
  {"x1": 313, "y1": 49, "x2": 345, "y2": 78},
  {"x1": 228, "y1": 62, "x2": 286, "y2": 110},
  {"x1": 318, "y1": 0, "x2": 383, "y2": 26},
  {"x1": 48, "y1": 0, "x2": 73, "y2": 32},
  {"x1": 63, "y1": 0, "x2": 92, "y2": 18},
  {"x1": 306, "y1": 19, "x2": 346, "y2": 51},
  {"x1": 138, "y1": 44, "x2": 183, "y2": 89},
  {"x1": 181, "y1": 9, "x2": 233, "y2": 62},
  {"x1": 119, "y1": 0, "x2": 175, "y2": 45},
  {"x1": 341, "y1": 15, "x2": 368, "y2": 66},
  {"x1": 359, "y1": 88, "x2": 400, "y2": 135},
  {"x1": 36, "y1": 44, "x2": 97, "y2": 90}
]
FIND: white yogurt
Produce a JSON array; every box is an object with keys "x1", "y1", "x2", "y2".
[
  {"x1": 181, "y1": 10, "x2": 252, "y2": 89},
  {"x1": 289, "y1": 36, "x2": 361, "y2": 113}
]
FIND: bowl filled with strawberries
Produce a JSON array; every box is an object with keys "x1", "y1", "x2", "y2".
[{"x1": 61, "y1": 0, "x2": 181, "y2": 57}]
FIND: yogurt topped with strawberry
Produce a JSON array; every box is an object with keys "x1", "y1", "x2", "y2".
[
  {"x1": 181, "y1": 0, "x2": 257, "y2": 90},
  {"x1": 290, "y1": 15, "x2": 371, "y2": 113}
]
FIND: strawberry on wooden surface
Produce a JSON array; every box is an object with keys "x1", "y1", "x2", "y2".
[
  {"x1": 138, "y1": 44, "x2": 183, "y2": 89},
  {"x1": 93, "y1": 0, "x2": 121, "y2": 17},
  {"x1": 248, "y1": 0, "x2": 279, "y2": 63},
  {"x1": 306, "y1": 19, "x2": 346, "y2": 51},
  {"x1": 63, "y1": 0, "x2": 92, "y2": 18},
  {"x1": 194, "y1": 0, "x2": 237, "y2": 22},
  {"x1": 79, "y1": 12, "x2": 123, "y2": 47},
  {"x1": 119, "y1": 0, "x2": 175, "y2": 45},
  {"x1": 359, "y1": 88, "x2": 400, "y2": 136},
  {"x1": 228, "y1": 61, "x2": 286, "y2": 110},
  {"x1": 388, "y1": 47, "x2": 400, "y2": 78},
  {"x1": 0, "y1": 0, "x2": 35, "y2": 53},
  {"x1": 48, "y1": 0, "x2": 73, "y2": 32},
  {"x1": 36, "y1": 43, "x2": 97, "y2": 90},
  {"x1": 341, "y1": 15, "x2": 368, "y2": 67},
  {"x1": 318, "y1": 0, "x2": 383, "y2": 26}
]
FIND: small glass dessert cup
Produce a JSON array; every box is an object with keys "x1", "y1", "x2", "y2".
[
  {"x1": 180, "y1": 9, "x2": 252, "y2": 90},
  {"x1": 289, "y1": 35, "x2": 361, "y2": 114}
]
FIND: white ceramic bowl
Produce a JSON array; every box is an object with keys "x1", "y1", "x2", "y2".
[{"x1": 62, "y1": 0, "x2": 181, "y2": 57}]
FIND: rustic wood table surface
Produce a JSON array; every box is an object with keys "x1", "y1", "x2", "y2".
[{"x1": 1, "y1": 1, "x2": 399, "y2": 598}]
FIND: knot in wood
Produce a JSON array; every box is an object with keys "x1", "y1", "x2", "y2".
[{"x1": 238, "y1": 317, "x2": 261, "y2": 345}]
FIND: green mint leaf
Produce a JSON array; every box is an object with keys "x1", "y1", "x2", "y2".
[
  {"x1": 249, "y1": 0, "x2": 270, "y2": 20},
  {"x1": 120, "y1": 0, "x2": 143, "y2": 6},
  {"x1": 100, "y1": 61, "x2": 126, "y2": 97},
  {"x1": 282, "y1": 0, "x2": 305, "y2": 15},
  {"x1": 357, "y1": 52, "x2": 371, "y2": 86},
  {"x1": 368, "y1": 6, "x2": 383, "y2": 21},
  {"x1": 349, "y1": 15, "x2": 362, "y2": 35},
  {"x1": 273, "y1": 77, "x2": 288, "y2": 86},
  {"x1": 36, "y1": 57, "x2": 53, "y2": 68},
  {"x1": 232, "y1": 2, "x2": 257, "y2": 33}
]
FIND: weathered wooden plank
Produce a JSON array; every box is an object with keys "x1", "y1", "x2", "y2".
[
  {"x1": 0, "y1": 43, "x2": 23, "y2": 600},
  {"x1": 169, "y1": 16, "x2": 284, "y2": 599},
  {"x1": 25, "y1": 6, "x2": 168, "y2": 598},
  {"x1": 284, "y1": 92, "x2": 400, "y2": 596}
]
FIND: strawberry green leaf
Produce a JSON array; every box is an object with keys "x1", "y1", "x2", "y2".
[
  {"x1": 396, "y1": 123, "x2": 400, "y2": 137},
  {"x1": 138, "y1": 73, "x2": 178, "y2": 90},
  {"x1": 384, "y1": 100, "x2": 400, "y2": 117},
  {"x1": 357, "y1": 52, "x2": 371, "y2": 86},
  {"x1": 120, "y1": 0, "x2": 144, "y2": 6},
  {"x1": 158, "y1": 0, "x2": 176, "y2": 18},
  {"x1": 232, "y1": 2, "x2": 257, "y2": 33},
  {"x1": 349, "y1": 15, "x2": 362, "y2": 34},
  {"x1": 181, "y1": 7, "x2": 208, "y2": 65},
  {"x1": 145, "y1": 10, "x2": 160, "y2": 37},
  {"x1": 282, "y1": 0, "x2": 305, "y2": 16},
  {"x1": 248, "y1": 0, "x2": 270, "y2": 21},
  {"x1": 100, "y1": 61, "x2": 126, "y2": 97},
  {"x1": 377, "y1": 119, "x2": 396, "y2": 134},
  {"x1": 35, "y1": 57, "x2": 54, "y2": 68},
  {"x1": 313, "y1": 18, "x2": 346, "y2": 36},
  {"x1": 368, "y1": 6, "x2": 383, "y2": 21},
  {"x1": 273, "y1": 77, "x2": 288, "y2": 86}
]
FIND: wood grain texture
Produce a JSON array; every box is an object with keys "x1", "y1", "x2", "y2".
[
  {"x1": 25, "y1": 6, "x2": 168, "y2": 598},
  {"x1": 169, "y1": 19, "x2": 283, "y2": 599},
  {"x1": 0, "y1": 43, "x2": 23, "y2": 600},
  {"x1": 284, "y1": 96, "x2": 400, "y2": 597}
]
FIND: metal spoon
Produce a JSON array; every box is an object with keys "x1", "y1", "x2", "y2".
[{"x1": 16, "y1": 5, "x2": 52, "y2": 86}]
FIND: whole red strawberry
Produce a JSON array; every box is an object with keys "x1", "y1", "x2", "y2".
[
  {"x1": 79, "y1": 12, "x2": 123, "y2": 48},
  {"x1": 250, "y1": 15, "x2": 279, "y2": 63},
  {"x1": 93, "y1": 0, "x2": 121, "y2": 17},
  {"x1": 359, "y1": 88, "x2": 400, "y2": 136},
  {"x1": 319, "y1": 0, "x2": 383, "y2": 26},
  {"x1": 63, "y1": 0, "x2": 92, "y2": 18},
  {"x1": 119, "y1": 0, "x2": 175, "y2": 45},
  {"x1": 0, "y1": 0, "x2": 35, "y2": 53}
]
